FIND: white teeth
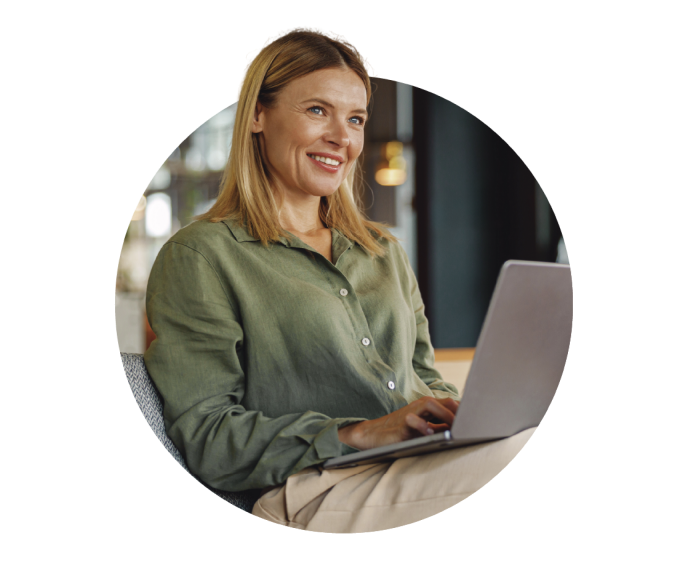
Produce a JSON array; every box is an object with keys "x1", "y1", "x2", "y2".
[{"x1": 309, "y1": 154, "x2": 340, "y2": 166}]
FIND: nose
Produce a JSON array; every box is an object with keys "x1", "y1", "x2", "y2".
[{"x1": 325, "y1": 117, "x2": 350, "y2": 148}]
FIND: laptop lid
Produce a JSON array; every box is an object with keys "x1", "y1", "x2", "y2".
[
  {"x1": 449, "y1": 260, "x2": 572, "y2": 444},
  {"x1": 323, "y1": 260, "x2": 572, "y2": 469}
]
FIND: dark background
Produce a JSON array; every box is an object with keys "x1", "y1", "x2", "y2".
[{"x1": 362, "y1": 78, "x2": 563, "y2": 348}]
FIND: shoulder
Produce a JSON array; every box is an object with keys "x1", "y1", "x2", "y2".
[
  {"x1": 365, "y1": 221, "x2": 394, "y2": 242},
  {"x1": 359, "y1": 228, "x2": 413, "y2": 279},
  {"x1": 361, "y1": 222, "x2": 408, "y2": 260},
  {"x1": 165, "y1": 219, "x2": 240, "y2": 256},
  {"x1": 366, "y1": 222, "x2": 399, "y2": 252}
]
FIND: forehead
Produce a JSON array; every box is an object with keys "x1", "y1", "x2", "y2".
[{"x1": 280, "y1": 68, "x2": 368, "y2": 109}]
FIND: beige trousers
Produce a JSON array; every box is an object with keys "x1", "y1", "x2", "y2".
[{"x1": 252, "y1": 427, "x2": 535, "y2": 533}]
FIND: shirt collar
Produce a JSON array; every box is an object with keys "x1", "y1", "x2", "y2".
[
  {"x1": 223, "y1": 219, "x2": 355, "y2": 259},
  {"x1": 222, "y1": 219, "x2": 260, "y2": 243}
]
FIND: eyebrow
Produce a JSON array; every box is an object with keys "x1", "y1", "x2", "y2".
[{"x1": 302, "y1": 98, "x2": 368, "y2": 116}]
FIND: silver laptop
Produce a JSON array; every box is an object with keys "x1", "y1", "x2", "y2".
[{"x1": 323, "y1": 260, "x2": 573, "y2": 469}]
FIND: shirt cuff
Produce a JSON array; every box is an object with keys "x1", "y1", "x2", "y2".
[{"x1": 310, "y1": 417, "x2": 366, "y2": 460}]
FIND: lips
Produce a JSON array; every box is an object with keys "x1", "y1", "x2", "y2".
[{"x1": 307, "y1": 156, "x2": 342, "y2": 174}]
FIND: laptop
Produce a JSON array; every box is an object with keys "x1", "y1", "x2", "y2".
[{"x1": 323, "y1": 260, "x2": 573, "y2": 469}]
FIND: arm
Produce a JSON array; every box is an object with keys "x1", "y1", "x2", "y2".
[{"x1": 144, "y1": 242, "x2": 362, "y2": 492}]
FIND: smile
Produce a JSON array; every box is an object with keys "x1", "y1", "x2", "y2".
[{"x1": 307, "y1": 153, "x2": 343, "y2": 171}]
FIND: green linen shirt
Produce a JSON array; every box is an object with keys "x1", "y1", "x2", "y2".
[{"x1": 144, "y1": 218, "x2": 460, "y2": 492}]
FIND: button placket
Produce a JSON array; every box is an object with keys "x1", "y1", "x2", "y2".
[{"x1": 339, "y1": 282, "x2": 370, "y2": 358}]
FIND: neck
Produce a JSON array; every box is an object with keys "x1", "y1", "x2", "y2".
[
  {"x1": 279, "y1": 206, "x2": 325, "y2": 236},
  {"x1": 282, "y1": 223, "x2": 327, "y2": 237}
]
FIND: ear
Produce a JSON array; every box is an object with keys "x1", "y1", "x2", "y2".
[{"x1": 251, "y1": 102, "x2": 265, "y2": 134}]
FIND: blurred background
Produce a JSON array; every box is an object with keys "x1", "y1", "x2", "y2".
[{"x1": 116, "y1": 78, "x2": 567, "y2": 354}]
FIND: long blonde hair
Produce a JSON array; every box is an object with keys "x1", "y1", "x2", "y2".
[{"x1": 198, "y1": 29, "x2": 395, "y2": 256}]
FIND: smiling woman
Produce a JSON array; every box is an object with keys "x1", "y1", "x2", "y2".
[
  {"x1": 197, "y1": 30, "x2": 388, "y2": 258},
  {"x1": 248, "y1": 67, "x2": 368, "y2": 261},
  {"x1": 142, "y1": 29, "x2": 534, "y2": 533}
]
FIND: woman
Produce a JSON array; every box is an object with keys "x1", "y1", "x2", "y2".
[{"x1": 144, "y1": 29, "x2": 533, "y2": 532}]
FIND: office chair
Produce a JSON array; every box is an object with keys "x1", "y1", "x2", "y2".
[{"x1": 121, "y1": 352, "x2": 261, "y2": 512}]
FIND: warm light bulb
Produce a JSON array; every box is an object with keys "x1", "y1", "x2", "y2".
[
  {"x1": 385, "y1": 141, "x2": 403, "y2": 160},
  {"x1": 375, "y1": 168, "x2": 407, "y2": 186},
  {"x1": 389, "y1": 156, "x2": 406, "y2": 170},
  {"x1": 375, "y1": 141, "x2": 407, "y2": 186}
]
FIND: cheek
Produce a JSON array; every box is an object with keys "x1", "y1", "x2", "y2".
[
  {"x1": 343, "y1": 157, "x2": 359, "y2": 179},
  {"x1": 350, "y1": 134, "x2": 364, "y2": 160},
  {"x1": 350, "y1": 140, "x2": 363, "y2": 163}
]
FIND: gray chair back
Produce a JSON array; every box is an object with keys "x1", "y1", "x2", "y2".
[{"x1": 121, "y1": 352, "x2": 260, "y2": 513}]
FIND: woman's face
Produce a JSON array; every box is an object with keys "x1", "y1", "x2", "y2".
[{"x1": 252, "y1": 67, "x2": 368, "y2": 201}]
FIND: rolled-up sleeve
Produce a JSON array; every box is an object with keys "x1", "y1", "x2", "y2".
[{"x1": 144, "y1": 242, "x2": 362, "y2": 492}]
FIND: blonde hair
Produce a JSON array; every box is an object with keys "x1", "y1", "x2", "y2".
[{"x1": 198, "y1": 29, "x2": 395, "y2": 256}]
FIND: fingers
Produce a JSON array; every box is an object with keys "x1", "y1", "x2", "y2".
[
  {"x1": 436, "y1": 397, "x2": 460, "y2": 412},
  {"x1": 402, "y1": 397, "x2": 459, "y2": 438},
  {"x1": 405, "y1": 413, "x2": 451, "y2": 437},
  {"x1": 404, "y1": 412, "x2": 434, "y2": 436},
  {"x1": 416, "y1": 397, "x2": 457, "y2": 426},
  {"x1": 428, "y1": 422, "x2": 450, "y2": 432}
]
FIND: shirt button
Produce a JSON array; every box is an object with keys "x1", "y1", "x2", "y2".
[
  {"x1": 339, "y1": 288, "x2": 348, "y2": 297},
  {"x1": 387, "y1": 381, "x2": 395, "y2": 390},
  {"x1": 361, "y1": 337, "x2": 370, "y2": 346}
]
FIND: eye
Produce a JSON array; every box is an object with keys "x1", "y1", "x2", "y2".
[
  {"x1": 308, "y1": 106, "x2": 365, "y2": 126},
  {"x1": 349, "y1": 116, "x2": 365, "y2": 126},
  {"x1": 308, "y1": 106, "x2": 325, "y2": 116}
]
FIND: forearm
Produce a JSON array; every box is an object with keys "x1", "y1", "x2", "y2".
[
  {"x1": 169, "y1": 403, "x2": 363, "y2": 491},
  {"x1": 337, "y1": 420, "x2": 364, "y2": 449}
]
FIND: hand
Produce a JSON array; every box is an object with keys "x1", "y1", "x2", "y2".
[{"x1": 338, "y1": 397, "x2": 460, "y2": 451}]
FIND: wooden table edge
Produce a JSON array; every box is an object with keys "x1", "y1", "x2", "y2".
[{"x1": 434, "y1": 348, "x2": 476, "y2": 362}]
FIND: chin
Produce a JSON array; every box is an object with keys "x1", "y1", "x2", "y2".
[
  {"x1": 320, "y1": 186, "x2": 342, "y2": 198},
  {"x1": 303, "y1": 182, "x2": 342, "y2": 198}
]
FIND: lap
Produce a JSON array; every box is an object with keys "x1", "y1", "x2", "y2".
[{"x1": 253, "y1": 427, "x2": 536, "y2": 533}]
